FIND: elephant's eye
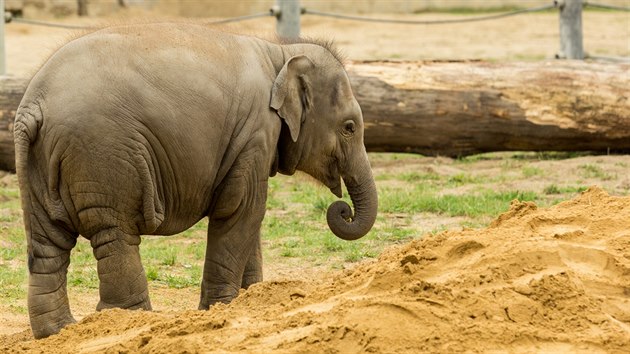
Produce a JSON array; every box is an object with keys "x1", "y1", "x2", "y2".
[{"x1": 343, "y1": 120, "x2": 356, "y2": 136}]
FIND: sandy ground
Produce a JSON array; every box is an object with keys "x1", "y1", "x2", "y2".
[
  {"x1": 1, "y1": 9, "x2": 629, "y2": 353},
  {"x1": 2, "y1": 187, "x2": 629, "y2": 353}
]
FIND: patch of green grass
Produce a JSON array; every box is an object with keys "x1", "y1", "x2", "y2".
[
  {"x1": 380, "y1": 186, "x2": 538, "y2": 217},
  {"x1": 456, "y1": 153, "x2": 505, "y2": 164},
  {"x1": 543, "y1": 184, "x2": 588, "y2": 195},
  {"x1": 267, "y1": 179, "x2": 287, "y2": 210},
  {"x1": 400, "y1": 171, "x2": 441, "y2": 182},
  {"x1": 0, "y1": 225, "x2": 24, "y2": 261},
  {"x1": 543, "y1": 184, "x2": 561, "y2": 195},
  {"x1": 377, "y1": 219, "x2": 417, "y2": 243},
  {"x1": 458, "y1": 151, "x2": 593, "y2": 164},
  {"x1": 67, "y1": 238, "x2": 99, "y2": 289},
  {"x1": 146, "y1": 266, "x2": 159, "y2": 281},
  {"x1": 501, "y1": 158, "x2": 521, "y2": 171},
  {"x1": 162, "y1": 273, "x2": 200, "y2": 289},
  {"x1": 522, "y1": 166, "x2": 544, "y2": 178},
  {"x1": 0, "y1": 266, "x2": 27, "y2": 305},
  {"x1": 0, "y1": 187, "x2": 20, "y2": 200},
  {"x1": 447, "y1": 173, "x2": 483, "y2": 186},
  {"x1": 369, "y1": 153, "x2": 425, "y2": 163},
  {"x1": 578, "y1": 164, "x2": 615, "y2": 180},
  {"x1": 343, "y1": 244, "x2": 377, "y2": 262}
]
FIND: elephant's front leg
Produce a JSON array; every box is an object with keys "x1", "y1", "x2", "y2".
[
  {"x1": 199, "y1": 172, "x2": 267, "y2": 309},
  {"x1": 241, "y1": 231, "x2": 263, "y2": 289}
]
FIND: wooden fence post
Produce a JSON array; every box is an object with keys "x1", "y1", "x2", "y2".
[
  {"x1": 558, "y1": 0, "x2": 584, "y2": 59},
  {"x1": 78, "y1": 0, "x2": 88, "y2": 16},
  {"x1": 274, "y1": 0, "x2": 300, "y2": 39}
]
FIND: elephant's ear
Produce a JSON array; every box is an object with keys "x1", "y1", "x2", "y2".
[{"x1": 270, "y1": 55, "x2": 314, "y2": 142}]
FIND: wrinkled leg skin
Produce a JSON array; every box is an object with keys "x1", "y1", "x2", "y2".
[
  {"x1": 199, "y1": 216, "x2": 265, "y2": 308},
  {"x1": 199, "y1": 163, "x2": 267, "y2": 309},
  {"x1": 25, "y1": 202, "x2": 78, "y2": 339},
  {"x1": 241, "y1": 233, "x2": 263, "y2": 289},
  {"x1": 89, "y1": 228, "x2": 152, "y2": 311}
]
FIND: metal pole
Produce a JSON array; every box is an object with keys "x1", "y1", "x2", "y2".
[
  {"x1": 558, "y1": 0, "x2": 584, "y2": 59},
  {"x1": 274, "y1": 0, "x2": 300, "y2": 39},
  {"x1": 0, "y1": 0, "x2": 6, "y2": 75}
]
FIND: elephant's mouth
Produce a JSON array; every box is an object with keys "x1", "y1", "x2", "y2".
[
  {"x1": 323, "y1": 164, "x2": 343, "y2": 198},
  {"x1": 328, "y1": 180, "x2": 342, "y2": 198}
]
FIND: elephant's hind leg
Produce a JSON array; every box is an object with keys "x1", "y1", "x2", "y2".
[
  {"x1": 26, "y1": 204, "x2": 78, "y2": 339},
  {"x1": 89, "y1": 228, "x2": 152, "y2": 311}
]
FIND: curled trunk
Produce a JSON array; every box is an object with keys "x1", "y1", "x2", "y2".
[{"x1": 326, "y1": 171, "x2": 378, "y2": 241}]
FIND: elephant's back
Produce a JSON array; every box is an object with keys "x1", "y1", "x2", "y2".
[{"x1": 25, "y1": 24, "x2": 259, "y2": 236}]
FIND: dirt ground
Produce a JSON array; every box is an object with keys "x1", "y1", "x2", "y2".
[
  {"x1": 1, "y1": 9, "x2": 629, "y2": 353},
  {"x1": 2, "y1": 187, "x2": 629, "y2": 353}
]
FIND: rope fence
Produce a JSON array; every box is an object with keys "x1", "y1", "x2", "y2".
[
  {"x1": 4, "y1": 1, "x2": 628, "y2": 29},
  {"x1": 303, "y1": 4, "x2": 557, "y2": 25},
  {"x1": 583, "y1": 1, "x2": 630, "y2": 11},
  {"x1": 0, "y1": 0, "x2": 628, "y2": 74},
  {"x1": 10, "y1": 17, "x2": 93, "y2": 29},
  {"x1": 5, "y1": 10, "x2": 275, "y2": 30}
]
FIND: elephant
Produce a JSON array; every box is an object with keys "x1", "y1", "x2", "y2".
[{"x1": 13, "y1": 23, "x2": 378, "y2": 339}]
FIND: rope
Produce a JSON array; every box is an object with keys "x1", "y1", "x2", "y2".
[
  {"x1": 303, "y1": 4, "x2": 557, "y2": 25},
  {"x1": 6, "y1": 2, "x2": 627, "y2": 29},
  {"x1": 11, "y1": 17, "x2": 94, "y2": 29},
  {"x1": 204, "y1": 11, "x2": 273, "y2": 24},
  {"x1": 584, "y1": 2, "x2": 630, "y2": 11},
  {"x1": 7, "y1": 11, "x2": 273, "y2": 29}
]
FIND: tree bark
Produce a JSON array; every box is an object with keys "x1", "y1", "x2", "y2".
[
  {"x1": 348, "y1": 60, "x2": 629, "y2": 157},
  {"x1": 0, "y1": 76, "x2": 25, "y2": 172},
  {"x1": 0, "y1": 61, "x2": 629, "y2": 171}
]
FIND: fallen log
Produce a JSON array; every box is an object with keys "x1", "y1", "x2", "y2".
[
  {"x1": 0, "y1": 76, "x2": 26, "y2": 172},
  {"x1": 348, "y1": 60, "x2": 630, "y2": 156},
  {"x1": 0, "y1": 60, "x2": 629, "y2": 171}
]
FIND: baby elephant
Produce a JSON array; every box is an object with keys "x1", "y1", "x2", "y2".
[{"x1": 14, "y1": 23, "x2": 377, "y2": 338}]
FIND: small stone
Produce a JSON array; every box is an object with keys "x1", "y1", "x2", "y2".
[
  {"x1": 513, "y1": 283, "x2": 532, "y2": 295},
  {"x1": 290, "y1": 289, "x2": 307, "y2": 300},
  {"x1": 403, "y1": 263, "x2": 416, "y2": 275}
]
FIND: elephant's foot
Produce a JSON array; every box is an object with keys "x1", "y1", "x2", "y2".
[
  {"x1": 198, "y1": 283, "x2": 240, "y2": 310},
  {"x1": 241, "y1": 273, "x2": 262, "y2": 290},
  {"x1": 91, "y1": 228, "x2": 152, "y2": 312},
  {"x1": 29, "y1": 271, "x2": 76, "y2": 339},
  {"x1": 241, "y1": 235, "x2": 263, "y2": 290},
  {"x1": 25, "y1": 210, "x2": 78, "y2": 339},
  {"x1": 96, "y1": 296, "x2": 152, "y2": 311},
  {"x1": 30, "y1": 310, "x2": 76, "y2": 339}
]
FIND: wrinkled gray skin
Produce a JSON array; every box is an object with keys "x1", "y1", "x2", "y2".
[{"x1": 14, "y1": 23, "x2": 377, "y2": 339}]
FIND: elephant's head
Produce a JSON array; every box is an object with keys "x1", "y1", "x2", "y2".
[{"x1": 270, "y1": 43, "x2": 377, "y2": 241}]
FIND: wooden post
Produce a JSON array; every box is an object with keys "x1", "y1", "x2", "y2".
[
  {"x1": 78, "y1": 0, "x2": 88, "y2": 16},
  {"x1": 558, "y1": 0, "x2": 584, "y2": 59},
  {"x1": 0, "y1": 0, "x2": 6, "y2": 75},
  {"x1": 274, "y1": 0, "x2": 300, "y2": 39}
]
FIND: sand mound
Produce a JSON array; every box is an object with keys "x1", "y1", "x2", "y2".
[{"x1": 3, "y1": 187, "x2": 629, "y2": 353}]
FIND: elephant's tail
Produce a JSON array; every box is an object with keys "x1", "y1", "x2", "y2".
[
  {"x1": 14, "y1": 103, "x2": 72, "y2": 229},
  {"x1": 14, "y1": 105, "x2": 41, "y2": 240}
]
